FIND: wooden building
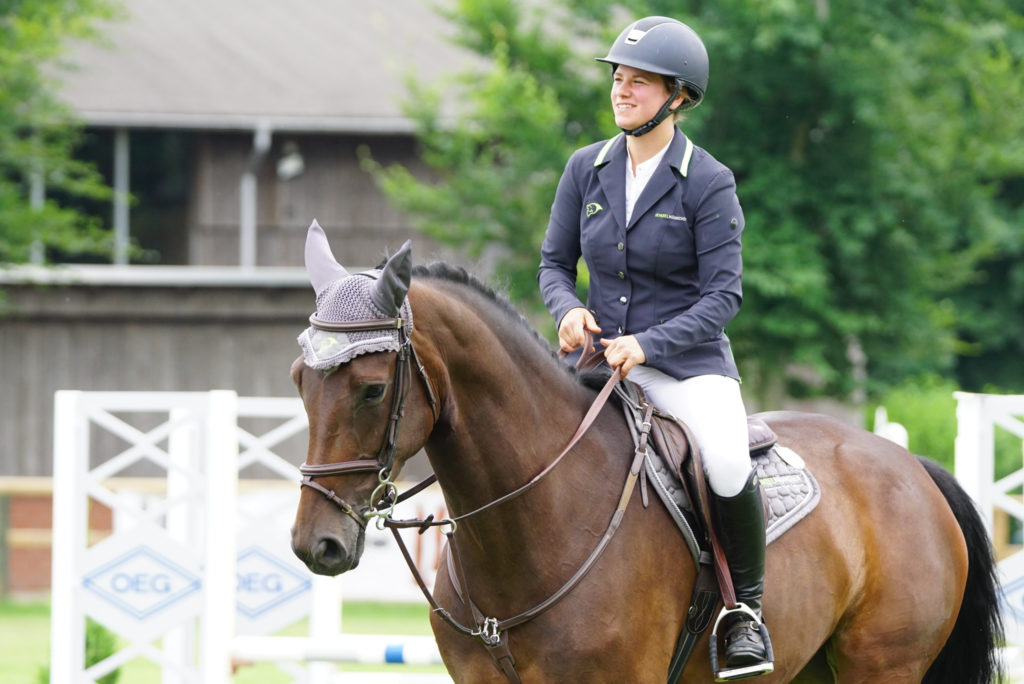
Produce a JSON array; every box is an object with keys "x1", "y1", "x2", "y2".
[
  {"x1": 0, "y1": 1, "x2": 485, "y2": 594},
  {"x1": 53, "y1": 0, "x2": 482, "y2": 269},
  {"x1": 1, "y1": 0, "x2": 482, "y2": 478}
]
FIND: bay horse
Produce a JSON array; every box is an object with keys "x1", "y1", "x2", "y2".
[{"x1": 289, "y1": 225, "x2": 1002, "y2": 683}]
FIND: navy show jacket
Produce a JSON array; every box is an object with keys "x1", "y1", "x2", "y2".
[{"x1": 538, "y1": 128, "x2": 744, "y2": 381}]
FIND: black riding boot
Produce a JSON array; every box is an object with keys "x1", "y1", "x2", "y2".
[{"x1": 712, "y1": 470, "x2": 773, "y2": 680}]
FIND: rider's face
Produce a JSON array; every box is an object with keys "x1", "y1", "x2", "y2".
[{"x1": 611, "y1": 65, "x2": 675, "y2": 130}]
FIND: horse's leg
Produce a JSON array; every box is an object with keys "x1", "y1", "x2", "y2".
[
  {"x1": 830, "y1": 583, "x2": 964, "y2": 684},
  {"x1": 824, "y1": 448, "x2": 969, "y2": 683},
  {"x1": 519, "y1": 504, "x2": 694, "y2": 683},
  {"x1": 788, "y1": 646, "x2": 835, "y2": 683}
]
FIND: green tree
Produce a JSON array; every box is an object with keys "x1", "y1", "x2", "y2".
[
  {"x1": 946, "y1": 3, "x2": 1024, "y2": 392},
  {"x1": 363, "y1": 1, "x2": 606, "y2": 303},
  {"x1": 367, "y1": 0, "x2": 1024, "y2": 400},
  {"x1": 656, "y1": 0, "x2": 1024, "y2": 399},
  {"x1": 0, "y1": 0, "x2": 120, "y2": 263}
]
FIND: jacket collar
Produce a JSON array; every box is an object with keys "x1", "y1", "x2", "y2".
[{"x1": 595, "y1": 128, "x2": 694, "y2": 230}]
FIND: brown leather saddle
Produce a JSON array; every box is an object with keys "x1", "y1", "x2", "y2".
[
  {"x1": 649, "y1": 399, "x2": 779, "y2": 485},
  {"x1": 624, "y1": 380, "x2": 777, "y2": 513}
]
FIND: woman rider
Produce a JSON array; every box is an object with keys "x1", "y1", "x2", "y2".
[{"x1": 537, "y1": 16, "x2": 773, "y2": 680}]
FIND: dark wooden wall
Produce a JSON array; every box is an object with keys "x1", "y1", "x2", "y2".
[
  {"x1": 0, "y1": 276, "x2": 312, "y2": 476},
  {"x1": 188, "y1": 132, "x2": 437, "y2": 267}
]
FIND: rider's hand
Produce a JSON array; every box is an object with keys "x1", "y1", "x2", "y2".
[
  {"x1": 557, "y1": 307, "x2": 601, "y2": 353},
  {"x1": 601, "y1": 335, "x2": 646, "y2": 377}
]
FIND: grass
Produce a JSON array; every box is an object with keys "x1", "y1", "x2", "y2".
[
  {"x1": 1, "y1": 601, "x2": 50, "y2": 684},
  {"x1": 0, "y1": 599, "x2": 447, "y2": 683}
]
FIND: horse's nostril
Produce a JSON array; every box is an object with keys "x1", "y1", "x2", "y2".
[{"x1": 315, "y1": 537, "x2": 344, "y2": 565}]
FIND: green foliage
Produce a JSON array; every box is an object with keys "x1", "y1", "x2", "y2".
[
  {"x1": 868, "y1": 375, "x2": 960, "y2": 470},
  {"x1": 85, "y1": 618, "x2": 120, "y2": 684},
  {"x1": 367, "y1": 0, "x2": 1024, "y2": 397},
  {"x1": 361, "y1": 13, "x2": 602, "y2": 307},
  {"x1": 36, "y1": 617, "x2": 120, "y2": 684},
  {"x1": 0, "y1": 0, "x2": 120, "y2": 264}
]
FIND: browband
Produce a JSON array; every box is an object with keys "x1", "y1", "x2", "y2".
[{"x1": 308, "y1": 314, "x2": 403, "y2": 332}]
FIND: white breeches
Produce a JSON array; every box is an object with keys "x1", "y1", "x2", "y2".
[{"x1": 628, "y1": 366, "x2": 751, "y2": 497}]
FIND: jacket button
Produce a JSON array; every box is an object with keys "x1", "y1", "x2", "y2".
[
  {"x1": 617, "y1": 271, "x2": 625, "y2": 279},
  {"x1": 617, "y1": 326, "x2": 623, "y2": 334},
  {"x1": 617, "y1": 242, "x2": 624, "y2": 251},
  {"x1": 619, "y1": 296, "x2": 627, "y2": 304}
]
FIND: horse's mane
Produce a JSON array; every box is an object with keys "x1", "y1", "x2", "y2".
[
  {"x1": 411, "y1": 262, "x2": 612, "y2": 391},
  {"x1": 412, "y1": 262, "x2": 542, "y2": 347}
]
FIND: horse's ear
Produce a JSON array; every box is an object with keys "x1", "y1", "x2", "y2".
[
  {"x1": 370, "y1": 240, "x2": 413, "y2": 316},
  {"x1": 304, "y1": 219, "x2": 350, "y2": 295}
]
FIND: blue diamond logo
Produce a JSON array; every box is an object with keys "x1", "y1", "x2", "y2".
[
  {"x1": 83, "y1": 546, "x2": 201, "y2": 620},
  {"x1": 235, "y1": 546, "x2": 311, "y2": 619}
]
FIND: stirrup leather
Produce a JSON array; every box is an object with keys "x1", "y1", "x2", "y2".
[{"x1": 709, "y1": 603, "x2": 774, "y2": 681}]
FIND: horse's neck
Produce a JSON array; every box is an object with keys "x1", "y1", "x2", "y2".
[
  {"x1": 421, "y1": 332, "x2": 631, "y2": 598},
  {"x1": 425, "y1": 354, "x2": 590, "y2": 513},
  {"x1": 412, "y1": 282, "x2": 591, "y2": 512},
  {"x1": 411, "y1": 282, "x2": 632, "y2": 580}
]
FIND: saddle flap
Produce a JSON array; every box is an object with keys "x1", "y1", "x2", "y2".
[{"x1": 649, "y1": 407, "x2": 692, "y2": 482}]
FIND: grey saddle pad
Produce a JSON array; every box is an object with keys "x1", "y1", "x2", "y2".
[{"x1": 646, "y1": 443, "x2": 821, "y2": 555}]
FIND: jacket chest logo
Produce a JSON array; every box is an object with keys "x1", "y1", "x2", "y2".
[
  {"x1": 655, "y1": 212, "x2": 687, "y2": 222},
  {"x1": 585, "y1": 202, "x2": 604, "y2": 217}
]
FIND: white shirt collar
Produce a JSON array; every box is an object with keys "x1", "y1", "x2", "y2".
[{"x1": 625, "y1": 138, "x2": 672, "y2": 224}]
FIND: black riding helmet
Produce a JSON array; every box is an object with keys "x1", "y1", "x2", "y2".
[{"x1": 597, "y1": 16, "x2": 709, "y2": 137}]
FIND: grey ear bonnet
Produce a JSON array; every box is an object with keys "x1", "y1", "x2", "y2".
[{"x1": 297, "y1": 220, "x2": 414, "y2": 370}]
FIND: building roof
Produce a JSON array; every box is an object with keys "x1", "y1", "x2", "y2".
[{"x1": 56, "y1": 0, "x2": 484, "y2": 133}]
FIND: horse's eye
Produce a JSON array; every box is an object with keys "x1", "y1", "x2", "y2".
[{"x1": 362, "y1": 384, "x2": 387, "y2": 404}]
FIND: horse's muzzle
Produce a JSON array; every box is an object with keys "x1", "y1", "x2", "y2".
[{"x1": 291, "y1": 527, "x2": 365, "y2": 576}]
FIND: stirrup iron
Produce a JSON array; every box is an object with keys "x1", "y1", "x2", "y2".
[{"x1": 709, "y1": 603, "x2": 774, "y2": 681}]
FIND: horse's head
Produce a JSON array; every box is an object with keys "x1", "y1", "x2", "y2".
[{"x1": 290, "y1": 220, "x2": 436, "y2": 575}]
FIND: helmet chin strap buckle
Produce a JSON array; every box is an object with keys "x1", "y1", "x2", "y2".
[{"x1": 621, "y1": 80, "x2": 684, "y2": 137}]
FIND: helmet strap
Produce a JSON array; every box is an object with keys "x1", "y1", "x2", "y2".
[{"x1": 622, "y1": 79, "x2": 684, "y2": 137}]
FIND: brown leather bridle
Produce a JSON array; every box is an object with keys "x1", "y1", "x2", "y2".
[{"x1": 298, "y1": 313, "x2": 438, "y2": 530}]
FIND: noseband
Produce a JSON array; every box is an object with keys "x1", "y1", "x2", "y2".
[{"x1": 298, "y1": 313, "x2": 438, "y2": 530}]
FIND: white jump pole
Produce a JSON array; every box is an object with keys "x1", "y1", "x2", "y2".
[
  {"x1": 954, "y1": 392, "x2": 993, "y2": 530},
  {"x1": 202, "y1": 390, "x2": 239, "y2": 683},
  {"x1": 308, "y1": 574, "x2": 344, "y2": 683},
  {"x1": 164, "y1": 406, "x2": 201, "y2": 684},
  {"x1": 50, "y1": 390, "x2": 88, "y2": 683},
  {"x1": 231, "y1": 634, "x2": 444, "y2": 665}
]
